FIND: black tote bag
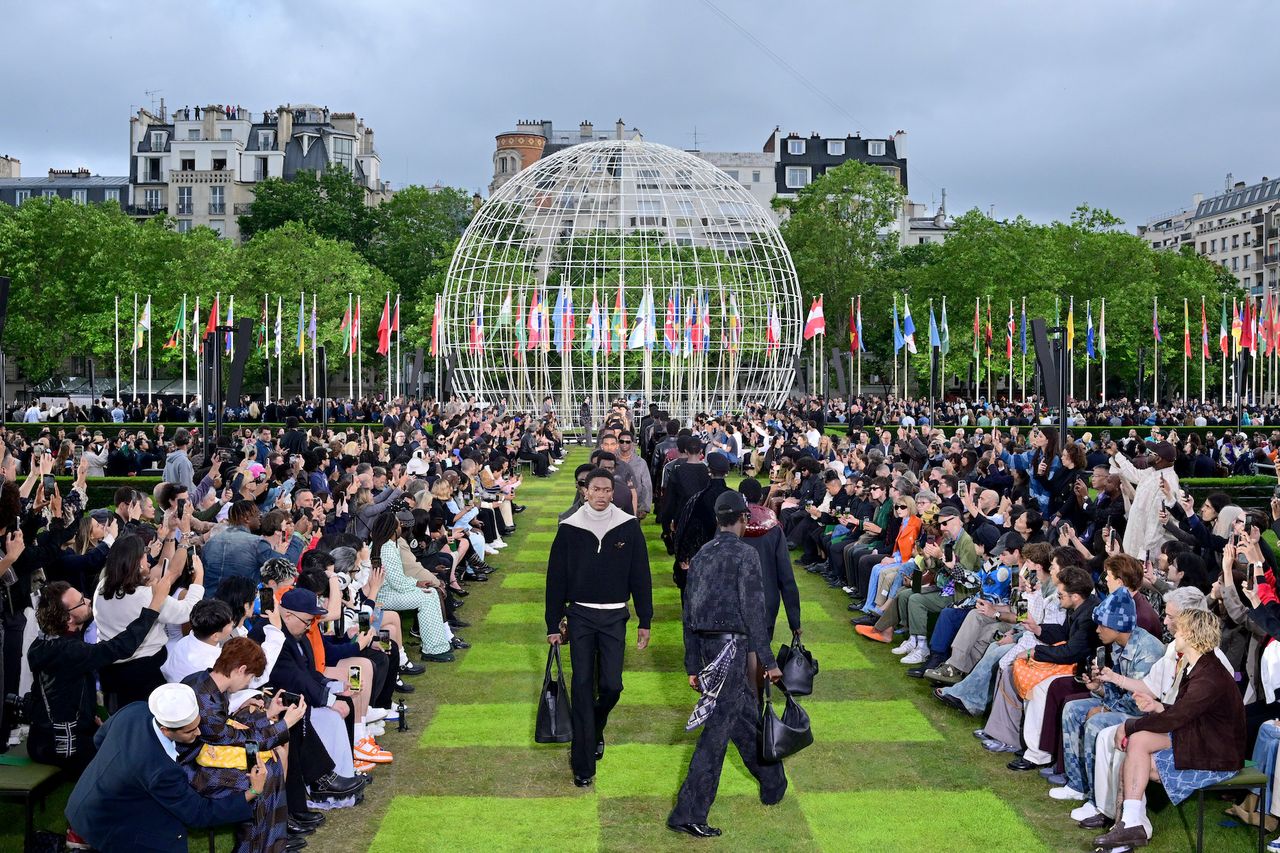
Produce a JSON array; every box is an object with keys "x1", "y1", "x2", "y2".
[
  {"x1": 535, "y1": 644, "x2": 573, "y2": 744},
  {"x1": 759, "y1": 681, "x2": 813, "y2": 762},
  {"x1": 775, "y1": 633, "x2": 819, "y2": 696}
]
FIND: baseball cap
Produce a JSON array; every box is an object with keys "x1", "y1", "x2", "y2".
[
  {"x1": 714, "y1": 490, "x2": 750, "y2": 520},
  {"x1": 280, "y1": 588, "x2": 326, "y2": 616}
]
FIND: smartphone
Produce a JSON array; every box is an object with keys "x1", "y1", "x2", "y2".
[
  {"x1": 176, "y1": 498, "x2": 187, "y2": 518},
  {"x1": 73, "y1": 445, "x2": 83, "y2": 462},
  {"x1": 278, "y1": 690, "x2": 301, "y2": 707},
  {"x1": 41, "y1": 473, "x2": 56, "y2": 493},
  {"x1": 944, "y1": 541, "x2": 955, "y2": 563},
  {"x1": 378, "y1": 628, "x2": 391, "y2": 652},
  {"x1": 1094, "y1": 648, "x2": 1106, "y2": 674},
  {"x1": 358, "y1": 611, "x2": 371, "y2": 634},
  {"x1": 244, "y1": 740, "x2": 259, "y2": 768},
  {"x1": 348, "y1": 664, "x2": 362, "y2": 693},
  {"x1": 258, "y1": 587, "x2": 275, "y2": 614}
]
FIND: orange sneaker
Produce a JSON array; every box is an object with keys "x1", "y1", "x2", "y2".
[
  {"x1": 354, "y1": 736, "x2": 394, "y2": 764},
  {"x1": 354, "y1": 759, "x2": 377, "y2": 773},
  {"x1": 855, "y1": 624, "x2": 892, "y2": 643}
]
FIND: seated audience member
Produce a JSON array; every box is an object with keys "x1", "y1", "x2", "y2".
[
  {"x1": 65, "y1": 683, "x2": 264, "y2": 853},
  {"x1": 1093, "y1": 608, "x2": 1245, "y2": 850}
]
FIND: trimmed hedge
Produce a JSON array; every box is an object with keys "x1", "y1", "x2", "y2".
[{"x1": 53, "y1": 476, "x2": 164, "y2": 508}]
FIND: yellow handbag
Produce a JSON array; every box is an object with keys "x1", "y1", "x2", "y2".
[{"x1": 195, "y1": 744, "x2": 248, "y2": 770}]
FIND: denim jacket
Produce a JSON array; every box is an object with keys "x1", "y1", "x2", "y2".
[{"x1": 1101, "y1": 626, "x2": 1166, "y2": 715}]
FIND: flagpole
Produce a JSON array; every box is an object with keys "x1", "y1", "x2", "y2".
[
  {"x1": 1201, "y1": 295, "x2": 1206, "y2": 404},
  {"x1": 892, "y1": 294, "x2": 899, "y2": 400},
  {"x1": 1100, "y1": 299, "x2": 1107, "y2": 403},
  {"x1": 264, "y1": 294, "x2": 271, "y2": 404},
  {"x1": 1021, "y1": 296, "x2": 1027, "y2": 402},
  {"x1": 113, "y1": 295, "x2": 120, "y2": 402},
  {"x1": 1221, "y1": 295, "x2": 1227, "y2": 407},
  {"x1": 395, "y1": 294, "x2": 401, "y2": 402},
  {"x1": 1252, "y1": 296, "x2": 1260, "y2": 405},
  {"x1": 1183, "y1": 297, "x2": 1189, "y2": 404},
  {"x1": 986, "y1": 295, "x2": 992, "y2": 404},
  {"x1": 1085, "y1": 300, "x2": 1091, "y2": 404},
  {"x1": 856, "y1": 296, "x2": 863, "y2": 397},
  {"x1": 147, "y1": 297, "x2": 152, "y2": 406},
  {"x1": 356, "y1": 295, "x2": 363, "y2": 401},
  {"x1": 1153, "y1": 296, "x2": 1159, "y2": 404},
  {"x1": 940, "y1": 296, "x2": 946, "y2": 400},
  {"x1": 181, "y1": 294, "x2": 188, "y2": 403},
  {"x1": 299, "y1": 293, "x2": 306, "y2": 405},
  {"x1": 131, "y1": 293, "x2": 137, "y2": 404},
  {"x1": 347, "y1": 293, "x2": 354, "y2": 399},
  {"x1": 1008, "y1": 299, "x2": 1013, "y2": 397}
]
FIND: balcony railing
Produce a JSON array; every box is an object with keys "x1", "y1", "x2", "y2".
[
  {"x1": 1265, "y1": 254, "x2": 1280, "y2": 265},
  {"x1": 233, "y1": 203, "x2": 253, "y2": 216},
  {"x1": 208, "y1": 202, "x2": 225, "y2": 215},
  {"x1": 176, "y1": 202, "x2": 193, "y2": 215},
  {"x1": 168, "y1": 169, "x2": 233, "y2": 184}
]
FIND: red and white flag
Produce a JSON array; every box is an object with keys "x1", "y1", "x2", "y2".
[{"x1": 802, "y1": 296, "x2": 825, "y2": 340}]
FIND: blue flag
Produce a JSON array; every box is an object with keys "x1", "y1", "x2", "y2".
[
  {"x1": 928, "y1": 306, "x2": 940, "y2": 349},
  {"x1": 1086, "y1": 302, "x2": 1096, "y2": 359},
  {"x1": 893, "y1": 301, "x2": 904, "y2": 353}
]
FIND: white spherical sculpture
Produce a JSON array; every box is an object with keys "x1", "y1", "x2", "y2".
[{"x1": 441, "y1": 139, "x2": 802, "y2": 420}]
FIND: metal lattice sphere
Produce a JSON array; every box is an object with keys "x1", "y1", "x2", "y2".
[{"x1": 441, "y1": 138, "x2": 802, "y2": 420}]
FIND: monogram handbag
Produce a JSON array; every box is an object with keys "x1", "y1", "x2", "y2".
[
  {"x1": 775, "y1": 633, "x2": 819, "y2": 696},
  {"x1": 535, "y1": 644, "x2": 573, "y2": 743},
  {"x1": 759, "y1": 681, "x2": 813, "y2": 762}
]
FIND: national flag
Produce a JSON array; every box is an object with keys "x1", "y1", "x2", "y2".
[
  {"x1": 496, "y1": 286, "x2": 513, "y2": 328},
  {"x1": 1263, "y1": 290, "x2": 1273, "y2": 357},
  {"x1": 892, "y1": 298, "x2": 904, "y2": 354},
  {"x1": 1231, "y1": 297, "x2": 1242, "y2": 352},
  {"x1": 1152, "y1": 299, "x2": 1161, "y2": 344},
  {"x1": 1098, "y1": 299, "x2": 1106, "y2": 357},
  {"x1": 134, "y1": 297, "x2": 151, "y2": 350},
  {"x1": 351, "y1": 297, "x2": 360, "y2": 356},
  {"x1": 340, "y1": 305, "x2": 352, "y2": 355},
  {"x1": 938, "y1": 297, "x2": 949, "y2": 355},
  {"x1": 163, "y1": 300, "x2": 185, "y2": 349},
  {"x1": 902, "y1": 298, "x2": 917, "y2": 353},
  {"x1": 527, "y1": 289, "x2": 542, "y2": 350},
  {"x1": 684, "y1": 299, "x2": 695, "y2": 356},
  {"x1": 554, "y1": 285, "x2": 574, "y2": 353},
  {"x1": 377, "y1": 295, "x2": 392, "y2": 356},
  {"x1": 469, "y1": 295, "x2": 484, "y2": 353},
  {"x1": 191, "y1": 297, "x2": 201, "y2": 354},
  {"x1": 1066, "y1": 297, "x2": 1075, "y2": 353},
  {"x1": 540, "y1": 288, "x2": 552, "y2": 353},
  {"x1": 273, "y1": 296, "x2": 281, "y2": 357},
  {"x1": 1243, "y1": 298, "x2": 1255, "y2": 353},
  {"x1": 766, "y1": 302, "x2": 780, "y2": 353},
  {"x1": 611, "y1": 285, "x2": 628, "y2": 350},
  {"x1": 309, "y1": 300, "x2": 316, "y2": 347},
  {"x1": 1086, "y1": 301, "x2": 1095, "y2": 359},
  {"x1": 628, "y1": 289, "x2": 652, "y2": 350},
  {"x1": 429, "y1": 298, "x2": 440, "y2": 357},
  {"x1": 1220, "y1": 297, "x2": 1229, "y2": 356},
  {"x1": 928, "y1": 304, "x2": 940, "y2": 350},
  {"x1": 224, "y1": 297, "x2": 234, "y2": 355},
  {"x1": 1183, "y1": 298, "x2": 1191, "y2": 359},
  {"x1": 587, "y1": 292, "x2": 601, "y2": 354},
  {"x1": 849, "y1": 298, "x2": 860, "y2": 353},
  {"x1": 295, "y1": 293, "x2": 305, "y2": 356},
  {"x1": 664, "y1": 291, "x2": 678, "y2": 354},
  {"x1": 803, "y1": 295, "x2": 825, "y2": 340},
  {"x1": 857, "y1": 296, "x2": 866, "y2": 353},
  {"x1": 698, "y1": 290, "x2": 711, "y2": 350},
  {"x1": 259, "y1": 298, "x2": 269, "y2": 353},
  {"x1": 204, "y1": 295, "x2": 219, "y2": 340},
  {"x1": 1020, "y1": 298, "x2": 1027, "y2": 355},
  {"x1": 1006, "y1": 301, "x2": 1014, "y2": 360},
  {"x1": 984, "y1": 300, "x2": 993, "y2": 357},
  {"x1": 726, "y1": 292, "x2": 742, "y2": 352},
  {"x1": 1201, "y1": 297, "x2": 1209, "y2": 359}
]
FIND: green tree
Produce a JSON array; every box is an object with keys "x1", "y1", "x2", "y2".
[
  {"x1": 366, "y1": 185, "x2": 474, "y2": 301},
  {"x1": 237, "y1": 166, "x2": 376, "y2": 250}
]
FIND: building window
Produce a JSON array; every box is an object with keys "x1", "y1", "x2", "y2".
[
  {"x1": 868, "y1": 140, "x2": 886, "y2": 156},
  {"x1": 147, "y1": 158, "x2": 162, "y2": 182},
  {"x1": 104, "y1": 189, "x2": 120, "y2": 203},
  {"x1": 1233, "y1": 235, "x2": 1239, "y2": 248},
  {"x1": 785, "y1": 166, "x2": 811, "y2": 189},
  {"x1": 175, "y1": 219, "x2": 192, "y2": 233},
  {"x1": 43, "y1": 189, "x2": 57, "y2": 198},
  {"x1": 827, "y1": 140, "x2": 845, "y2": 156},
  {"x1": 14, "y1": 190, "x2": 28, "y2": 206},
  {"x1": 72, "y1": 189, "x2": 87, "y2": 205},
  {"x1": 209, "y1": 186, "x2": 225, "y2": 215},
  {"x1": 332, "y1": 137, "x2": 354, "y2": 171},
  {"x1": 786, "y1": 138, "x2": 805, "y2": 155},
  {"x1": 219, "y1": 128, "x2": 233, "y2": 141},
  {"x1": 1243, "y1": 255, "x2": 1250, "y2": 269},
  {"x1": 144, "y1": 189, "x2": 162, "y2": 211},
  {"x1": 187, "y1": 129, "x2": 200, "y2": 140},
  {"x1": 752, "y1": 170, "x2": 761, "y2": 182},
  {"x1": 1232, "y1": 256, "x2": 1239, "y2": 271},
  {"x1": 150, "y1": 131, "x2": 166, "y2": 150},
  {"x1": 1210, "y1": 239, "x2": 1217, "y2": 252},
  {"x1": 499, "y1": 156, "x2": 508, "y2": 175},
  {"x1": 725, "y1": 169, "x2": 739, "y2": 180},
  {"x1": 177, "y1": 186, "x2": 192, "y2": 215},
  {"x1": 209, "y1": 220, "x2": 225, "y2": 237},
  {"x1": 258, "y1": 131, "x2": 274, "y2": 149},
  {"x1": 180, "y1": 156, "x2": 195, "y2": 171},
  {"x1": 255, "y1": 156, "x2": 268, "y2": 181}
]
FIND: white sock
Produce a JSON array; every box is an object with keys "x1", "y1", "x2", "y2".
[
  {"x1": 398, "y1": 647, "x2": 409, "y2": 666},
  {"x1": 912, "y1": 635, "x2": 925, "y2": 647},
  {"x1": 354, "y1": 722, "x2": 367, "y2": 743},
  {"x1": 1121, "y1": 799, "x2": 1146, "y2": 830}
]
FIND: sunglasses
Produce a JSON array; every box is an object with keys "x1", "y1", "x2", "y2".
[{"x1": 895, "y1": 505, "x2": 909, "y2": 510}]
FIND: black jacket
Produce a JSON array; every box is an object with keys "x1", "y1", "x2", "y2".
[
  {"x1": 743, "y1": 522, "x2": 801, "y2": 635},
  {"x1": 1034, "y1": 593, "x2": 1101, "y2": 665},
  {"x1": 249, "y1": 622, "x2": 334, "y2": 709},
  {"x1": 544, "y1": 505, "x2": 653, "y2": 633},
  {"x1": 682, "y1": 531, "x2": 777, "y2": 673},
  {"x1": 659, "y1": 459, "x2": 710, "y2": 530}
]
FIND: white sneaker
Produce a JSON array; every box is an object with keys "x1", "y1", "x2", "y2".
[
  {"x1": 364, "y1": 707, "x2": 389, "y2": 724},
  {"x1": 1071, "y1": 802, "x2": 1100, "y2": 821},
  {"x1": 891, "y1": 638, "x2": 917, "y2": 655},
  {"x1": 485, "y1": 546, "x2": 500, "y2": 556},
  {"x1": 366, "y1": 721, "x2": 385, "y2": 737},
  {"x1": 1049, "y1": 785, "x2": 1085, "y2": 801},
  {"x1": 490, "y1": 539, "x2": 508, "y2": 549},
  {"x1": 901, "y1": 646, "x2": 929, "y2": 665}
]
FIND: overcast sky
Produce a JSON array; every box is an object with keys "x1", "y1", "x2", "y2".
[{"x1": 4, "y1": 0, "x2": 1277, "y2": 228}]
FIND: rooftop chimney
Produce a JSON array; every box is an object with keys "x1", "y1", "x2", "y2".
[
  {"x1": 615, "y1": 118, "x2": 625, "y2": 139},
  {"x1": 580, "y1": 121, "x2": 593, "y2": 139}
]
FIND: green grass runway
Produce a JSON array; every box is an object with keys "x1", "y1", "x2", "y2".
[{"x1": 0, "y1": 449, "x2": 1263, "y2": 851}]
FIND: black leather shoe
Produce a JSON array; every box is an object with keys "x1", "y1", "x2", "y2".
[
  {"x1": 469, "y1": 572, "x2": 489, "y2": 582},
  {"x1": 393, "y1": 679, "x2": 416, "y2": 694},
  {"x1": 399, "y1": 661, "x2": 426, "y2": 676},
  {"x1": 500, "y1": 526, "x2": 517, "y2": 536},
  {"x1": 290, "y1": 810, "x2": 325, "y2": 828},
  {"x1": 573, "y1": 775, "x2": 594, "y2": 787},
  {"x1": 450, "y1": 586, "x2": 470, "y2": 597},
  {"x1": 1006, "y1": 757, "x2": 1047, "y2": 772},
  {"x1": 310, "y1": 773, "x2": 364, "y2": 797},
  {"x1": 285, "y1": 836, "x2": 308, "y2": 851},
  {"x1": 595, "y1": 739, "x2": 605, "y2": 761},
  {"x1": 446, "y1": 597, "x2": 465, "y2": 610},
  {"x1": 667, "y1": 823, "x2": 722, "y2": 838},
  {"x1": 851, "y1": 614, "x2": 878, "y2": 627},
  {"x1": 1077, "y1": 813, "x2": 1112, "y2": 829},
  {"x1": 287, "y1": 819, "x2": 315, "y2": 836},
  {"x1": 448, "y1": 618, "x2": 471, "y2": 629},
  {"x1": 422, "y1": 651, "x2": 456, "y2": 663},
  {"x1": 905, "y1": 666, "x2": 926, "y2": 679},
  {"x1": 513, "y1": 504, "x2": 526, "y2": 513},
  {"x1": 450, "y1": 637, "x2": 470, "y2": 650}
]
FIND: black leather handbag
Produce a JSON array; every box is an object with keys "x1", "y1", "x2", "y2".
[
  {"x1": 535, "y1": 645, "x2": 573, "y2": 744},
  {"x1": 775, "y1": 633, "x2": 819, "y2": 696},
  {"x1": 759, "y1": 681, "x2": 813, "y2": 762}
]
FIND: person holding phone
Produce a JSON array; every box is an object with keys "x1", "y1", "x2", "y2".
[{"x1": 181, "y1": 637, "x2": 302, "y2": 852}]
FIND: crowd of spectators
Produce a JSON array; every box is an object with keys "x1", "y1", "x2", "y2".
[{"x1": 0, "y1": 398, "x2": 564, "y2": 852}]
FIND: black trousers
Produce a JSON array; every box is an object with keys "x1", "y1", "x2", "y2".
[
  {"x1": 566, "y1": 603, "x2": 628, "y2": 779},
  {"x1": 669, "y1": 636, "x2": 786, "y2": 825},
  {"x1": 99, "y1": 647, "x2": 168, "y2": 715},
  {"x1": 519, "y1": 450, "x2": 550, "y2": 476},
  {"x1": 0, "y1": 611, "x2": 25, "y2": 744},
  {"x1": 285, "y1": 707, "x2": 338, "y2": 813},
  {"x1": 353, "y1": 643, "x2": 396, "y2": 711}
]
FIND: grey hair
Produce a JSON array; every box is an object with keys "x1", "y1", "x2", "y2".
[
  {"x1": 1163, "y1": 586, "x2": 1208, "y2": 613},
  {"x1": 330, "y1": 546, "x2": 358, "y2": 576}
]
